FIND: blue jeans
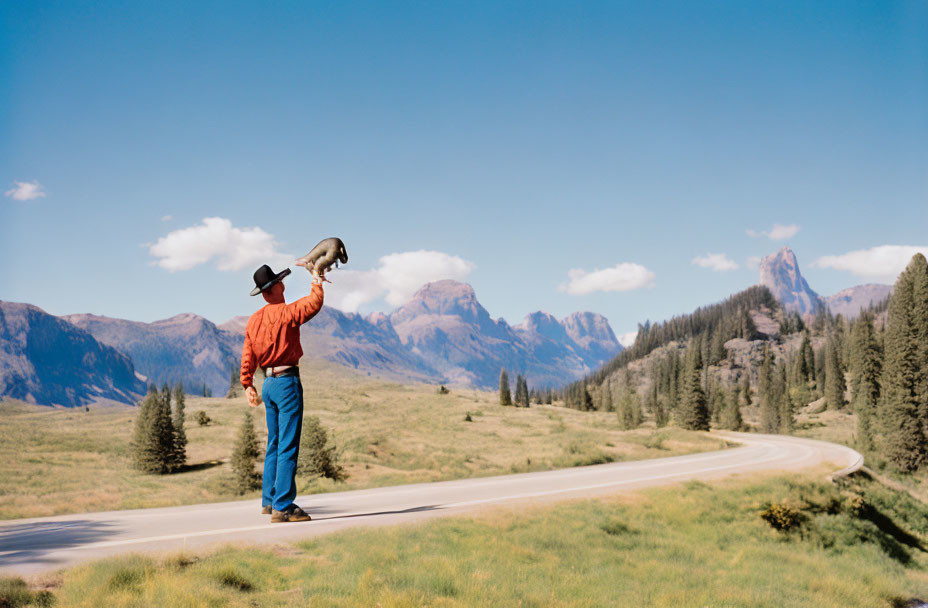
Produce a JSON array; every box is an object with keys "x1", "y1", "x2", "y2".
[{"x1": 261, "y1": 374, "x2": 303, "y2": 512}]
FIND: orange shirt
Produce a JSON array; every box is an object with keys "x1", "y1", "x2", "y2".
[{"x1": 240, "y1": 283, "x2": 324, "y2": 388}]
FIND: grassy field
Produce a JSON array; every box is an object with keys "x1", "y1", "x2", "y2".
[
  {"x1": 0, "y1": 360, "x2": 730, "y2": 520},
  {"x1": 6, "y1": 469, "x2": 928, "y2": 607}
]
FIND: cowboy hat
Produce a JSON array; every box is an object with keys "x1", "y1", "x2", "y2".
[{"x1": 250, "y1": 264, "x2": 291, "y2": 296}]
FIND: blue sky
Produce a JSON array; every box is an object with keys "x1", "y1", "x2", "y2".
[{"x1": 2, "y1": 1, "x2": 926, "y2": 341}]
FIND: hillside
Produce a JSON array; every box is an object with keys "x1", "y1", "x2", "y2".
[
  {"x1": 0, "y1": 359, "x2": 726, "y2": 520},
  {"x1": 0, "y1": 301, "x2": 145, "y2": 407}
]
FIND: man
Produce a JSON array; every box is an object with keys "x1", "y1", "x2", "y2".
[{"x1": 241, "y1": 263, "x2": 324, "y2": 523}]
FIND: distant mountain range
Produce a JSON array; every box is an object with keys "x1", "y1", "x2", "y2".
[
  {"x1": 0, "y1": 248, "x2": 894, "y2": 407},
  {"x1": 0, "y1": 302, "x2": 146, "y2": 408}
]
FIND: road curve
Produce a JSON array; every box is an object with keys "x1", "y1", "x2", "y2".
[{"x1": 0, "y1": 432, "x2": 861, "y2": 577}]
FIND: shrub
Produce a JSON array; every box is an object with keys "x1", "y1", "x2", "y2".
[
  {"x1": 438, "y1": 385, "x2": 450, "y2": 395},
  {"x1": 464, "y1": 412, "x2": 473, "y2": 422},
  {"x1": 0, "y1": 576, "x2": 54, "y2": 608},
  {"x1": 195, "y1": 411, "x2": 211, "y2": 426},
  {"x1": 760, "y1": 501, "x2": 803, "y2": 533}
]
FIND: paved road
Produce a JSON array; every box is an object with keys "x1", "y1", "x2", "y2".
[{"x1": 0, "y1": 432, "x2": 861, "y2": 577}]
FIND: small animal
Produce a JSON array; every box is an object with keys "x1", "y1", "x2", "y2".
[{"x1": 295, "y1": 237, "x2": 348, "y2": 279}]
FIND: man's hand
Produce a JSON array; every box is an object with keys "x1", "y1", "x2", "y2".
[{"x1": 245, "y1": 386, "x2": 261, "y2": 408}]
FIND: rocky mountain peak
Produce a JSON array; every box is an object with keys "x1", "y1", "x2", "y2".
[
  {"x1": 759, "y1": 247, "x2": 824, "y2": 315},
  {"x1": 390, "y1": 280, "x2": 488, "y2": 326}
]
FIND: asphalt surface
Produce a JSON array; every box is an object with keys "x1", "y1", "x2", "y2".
[{"x1": 0, "y1": 431, "x2": 862, "y2": 577}]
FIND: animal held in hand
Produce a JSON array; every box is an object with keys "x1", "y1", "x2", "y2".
[{"x1": 296, "y1": 237, "x2": 348, "y2": 277}]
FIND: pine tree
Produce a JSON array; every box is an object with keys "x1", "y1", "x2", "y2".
[
  {"x1": 171, "y1": 383, "x2": 187, "y2": 471},
  {"x1": 719, "y1": 386, "x2": 743, "y2": 431},
  {"x1": 758, "y1": 344, "x2": 779, "y2": 433},
  {"x1": 499, "y1": 369, "x2": 512, "y2": 406},
  {"x1": 676, "y1": 342, "x2": 710, "y2": 431},
  {"x1": 776, "y1": 362, "x2": 793, "y2": 433},
  {"x1": 132, "y1": 388, "x2": 163, "y2": 473},
  {"x1": 156, "y1": 384, "x2": 175, "y2": 472},
  {"x1": 582, "y1": 386, "x2": 595, "y2": 412},
  {"x1": 226, "y1": 365, "x2": 241, "y2": 399},
  {"x1": 879, "y1": 254, "x2": 928, "y2": 472},
  {"x1": 852, "y1": 312, "x2": 881, "y2": 452},
  {"x1": 741, "y1": 373, "x2": 752, "y2": 406},
  {"x1": 824, "y1": 333, "x2": 846, "y2": 409},
  {"x1": 231, "y1": 410, "x2": 261, "y2": 493},
  {"x1": 616, "y1": 371, "x2": 642, "y2": 430},
  {"x1": 298, "y1": 416, "x2": 347, "y2": 482},
  {"x1": 515, "y1": 375, "x2": 530, "y2": 407}
]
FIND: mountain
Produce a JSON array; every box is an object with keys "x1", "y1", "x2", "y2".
[
  {"x1": 391, "y1": 280, "x2": 621, "y2": 388},
  {"x1": 62, "y1": 312, "x2": 242, "y2": 396},
  {"x1": 759, "y1": 247, "x2": 825, "y2": 315},
  {"x1": 0, "y1": 301, "x2": 146, "y2": 407},
  {"x1": 824, "y1": 284, "x2": 892, "y2": 319}
]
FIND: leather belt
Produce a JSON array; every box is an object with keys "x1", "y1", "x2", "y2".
[{"x1": 265, "y1": 365, "x2": 298, "y2": 378}]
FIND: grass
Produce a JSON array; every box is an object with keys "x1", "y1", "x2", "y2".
[
  {"x1": 0, "y1": 360, "x2": 729, "y2": 520},
  {"x1": 11, "y1": 470, "x2": 928, "y2": 607}
]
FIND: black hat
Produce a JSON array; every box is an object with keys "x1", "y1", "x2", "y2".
[{"x1": 250, "y1": 264, "x2": 291, "y2": 296}]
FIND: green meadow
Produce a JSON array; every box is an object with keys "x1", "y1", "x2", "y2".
[
  {"x1": 7, "y1": 470, "x2": 928, "y2": 607},
  {"x1": 0, "y1": 361, "x2": 729, "y2": 520}
]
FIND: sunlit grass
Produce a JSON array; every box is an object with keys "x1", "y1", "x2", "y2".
[
  {"x1": 0, "y1": 360, "x2": 729, "y2": 519},
  {"x1": 22, "y1": 471, "x2": 928, "y2": 607}
]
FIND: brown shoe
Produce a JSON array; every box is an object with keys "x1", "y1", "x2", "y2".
[
  {"x1": 261, "y1": 505, "x2": 272, "y2": 515},
  {"x1": 271, "y1": 505, "x2": 311, "y2": 523}
]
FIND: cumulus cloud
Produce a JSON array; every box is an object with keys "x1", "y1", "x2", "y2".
[
  {"x1": 325, "y1": 250, "x2": 476, "y2": 312},
  {"x1": 5, "y1": 180, "x2": 46, "y2": 201},
  {"x1": 812, "y1": 245, "x2": 928, "y2": 282},
  {"x1": 746, "y1": 223, "x2": 800, "y2": 240},
  {"x1": 148, "y1": 217, "x2": 291, "y2": 272},
  {"x1": 558, "y1": 263, "x2": 655, "y2": 295},
  {"x1": 161, "y1": 215, "x2": 172, "y2": 222},
  {"x1": 692, "y1": 253, "x2": 739, "y2": 272},
  {"x1": 618, "y1": 331, "x2": 638, "y2": 348}
]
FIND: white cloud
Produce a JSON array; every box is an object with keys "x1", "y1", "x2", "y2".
[
  {"x1": 746, "y1": 256, "x2": 762, "y2": 269},
  {"x1": 324, "y1": 250, "x2": 476, "y2": 312},
  {"x1": 692, "y1": 253, "x2": 739, "y2": 272},
  {"x1": 618, "y1": 331, "x2": 638, "y2": 348},
  {"x1": 812, "y1": 245, "x2": 928, "y2": 282},
  {"x1": 746, "y1": 223, "x2": 800, "y2": 240},
  {"x1": 5, "y1": 180, "x2": 46, "y2": 201},
  {"x1": 161, "y1": 215, "x2": 172, "y2": 222},
  {"x1": 558, "y1": 263, "x2": 655, "y2": 296},
  {"x1": 148, "y1": 217, "x2": 291, "y2": 272}
]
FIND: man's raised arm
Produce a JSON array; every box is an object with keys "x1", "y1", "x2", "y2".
[{"x1": 287, "y1": 281, "x2": 324, "y2": 326}]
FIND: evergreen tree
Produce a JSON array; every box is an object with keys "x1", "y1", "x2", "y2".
[
  {"x1": 852, "y1": 312, "x2": 881, "y2": 452},
  {"x1": 499, "y1": 369, "x2": 512, "y2": 406},
  {"x1": 824, "y1": 333, "x2": 846, "y2": 409},
  {"x1": 616, "y1": 371, "x2": 642, "y2": 430},
  {"x1": 515, "y1": 375, "x2": 530, "y2": 407},
  {"x1": 879, "y1": 254, "x2": 928, "y2": 471},
  {"x1": 231, "y1": 410, "x2": 261, "y2": 493},
  {"x1": 582, "y1": 386, "x2": 595, "y2": 412},
  {"x1": 298, "y1": 415, "x2": 347, "y2": 482},
  {"x1": 758, "y1": 344, "x2": 779, "y2": 433},
  {"x1": 741, "y1": 373, "x2": 752, "y2": 406},
  {"x1": 171, "y1": 383, "x2": 187, "y2": 471},
  {"x1": 719, "y1": 386, "x2": 743, "y2": 431},
  {"x1": 776, "y1": 361, "x2": 793, "y2": 433},
  {"x1": 132, "y1": 388, "x2": 164, "y2": 473},
  {"x1": 226, "y1": 365, "x2": 241, "y2": 399},
  {"x1": 676, "y1": 342, "x2": 710, "y2": 431}
]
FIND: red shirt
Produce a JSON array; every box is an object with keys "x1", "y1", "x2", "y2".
[{"x1": 240, "y1": 283, "x2": 324, "y2": 388}]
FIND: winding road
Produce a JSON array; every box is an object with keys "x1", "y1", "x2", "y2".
[{"x1": 0, "y1": 431, "x2": 861, "y2": 577}]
